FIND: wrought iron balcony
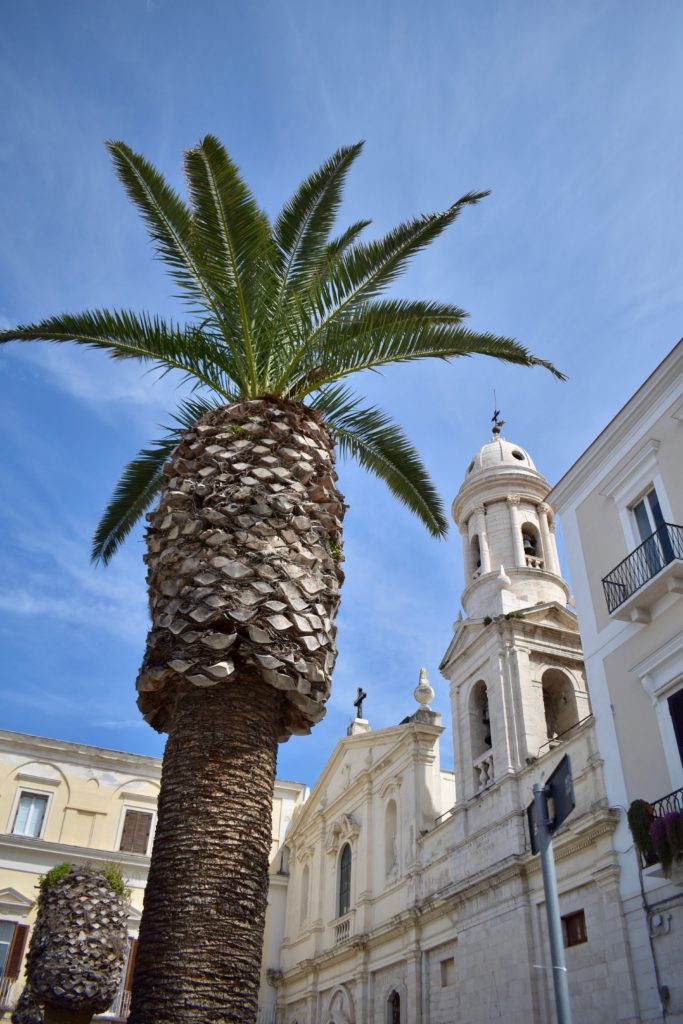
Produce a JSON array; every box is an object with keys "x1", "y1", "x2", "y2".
[
  {"x1": 602, "y1": 523, "x2": 683, "y2": 619},
  {"x1": 631, "y1": 787, "x2": 683, "y2": 882}
]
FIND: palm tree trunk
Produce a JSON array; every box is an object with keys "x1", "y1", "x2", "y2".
[{"x1": 128, "y1": 673, "x2": 282, "y2": 1024}]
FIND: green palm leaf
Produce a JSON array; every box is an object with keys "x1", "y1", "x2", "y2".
[
  {"x1": 273, "y1": 192, "x2": 489, "y2": 393},
  {"x1": 0, "y1": 309, "x2": 236, "y2": 397},
  {"x1": 289, "y1": 300, "x2": 565, "y2": 396},
  {"x1": 273, "y1": 143, "x2": 364, "y2": 293},
  {"x1": 93, "y1": 395, "x2": 226, "y2": 564},
  {"x1": 260, "y1": 145, "x2": 365, "y2": 387},
  {"x1": 311, "y1": 384, "x2": 448, "y2": 537},
  {"x1": 184, "y1": 136, "x2": 273, "y2": 392}
]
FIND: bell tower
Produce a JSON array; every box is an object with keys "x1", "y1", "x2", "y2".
[
  {"x1": 441, "y1": 432, "x2": 591, "y2": 803},
  {"x1": 452, "y1": 434, "x2": 567, "y2": 618}
]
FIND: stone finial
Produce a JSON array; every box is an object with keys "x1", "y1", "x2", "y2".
[{"x1": 414, "y1": 667, "x2": 435, "y2": 710}]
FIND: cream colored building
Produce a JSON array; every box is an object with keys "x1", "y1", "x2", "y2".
[
  {"x1": 0, "y1": 729, "x2": 305, "y2": 1021},
  {"x1": 274, "y1": 434, "x2": 641, "y2": 1024},
  {"x1": 549, "y1": 339, "x2": 683, "y2": 1022}
]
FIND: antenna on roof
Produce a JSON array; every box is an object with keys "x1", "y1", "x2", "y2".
[{"x1": 491, "y1": 390, "x2": 505, "y2": 436}]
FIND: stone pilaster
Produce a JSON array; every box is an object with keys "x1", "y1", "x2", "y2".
[{"x1": 506, "y1": 495, "x2": 525, "y2": 567}]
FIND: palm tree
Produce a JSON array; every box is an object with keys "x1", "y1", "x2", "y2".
[
  {"x1": 21, "y1": 864, "x2": 128, "y2": 1024},
  {"x1": 0, "y1": 137, "x2": 562, "y2": 1023}
]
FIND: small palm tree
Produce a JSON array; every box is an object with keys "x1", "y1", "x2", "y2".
[
  {"x1": 22, "y1": 864, "x2": 128, "y2": 1024},
  {"x1": 1, "y1": 138, "x2": 562, "y2": 1023}
]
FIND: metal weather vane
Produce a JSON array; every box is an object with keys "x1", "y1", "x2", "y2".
[{"x1": 491, "y1": 390, "x2": 505, "y2": 435}]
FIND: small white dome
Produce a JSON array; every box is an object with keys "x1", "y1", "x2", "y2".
[{"x1": 463, "y1": 437, "x2": 537, "y2": 480}]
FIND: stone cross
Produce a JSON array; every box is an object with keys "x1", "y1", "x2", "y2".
[{"x1": 354, "y1": 687, "x2": 367, "y2": 719}]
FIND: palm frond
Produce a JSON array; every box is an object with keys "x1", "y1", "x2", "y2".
[
  {"x1": 184, "y1": 136, "x2": 273, "y2": 391},
  {"x1": 273, "y1": 143, "x2": 364, "y2": 293},
  {"x1": 310, "y1": 384, "x2": 448, "y2": 537},
  {"x1": 0, "y1": 309, "x2": 237, "y2": 397},
  {"x1": 260, "y1": 145, "x2": 364, "y2": 388},
  {"x1": 324, "y1": 219, "x2": 372, "y2": 261},
  {"x1": 106, "y1": 142, "x2": 228, "y2": 323},
  {"x1": 92, "y1": 395, "x2": 225, "y2": 564},
  {"x1": 273, "y1": 191, "x2": 488, "y2": 393},
  {"x1": 290, "y1": 301, "x2": 565, "y2": 396}
]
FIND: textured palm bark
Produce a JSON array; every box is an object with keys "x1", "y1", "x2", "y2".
[
  {"x1": 129, "y1": 398, "x2": 346, "y2": 1022},
  {"x1": 137, "y1": 398, "x2": 345, "y2": 739},
  {"x1": 127, "y1": 676, "x2": 281, "y2": 1024}
]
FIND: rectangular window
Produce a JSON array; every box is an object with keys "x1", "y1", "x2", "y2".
[
  {"x1": 12, "y1": 792, "x2": 49, "y2": 838},
  {"x1": 119, "y1": 809, "x2": 153, "y2": 855},
  {"x1": 0, "y1": 922, "x2": 29, "y2": 980},
  {"x1": 562, "y1": 909, "x2": 587, "y2": 947},
  {"x1": 0, "y1": 922, "x2": 13, "y2": 977},
  {"x1": 669, "y1": 688, "x2": 683, "y2": 768},
  {"x1": 440, "y1": 957, "x2": 455, "y2": 987}
]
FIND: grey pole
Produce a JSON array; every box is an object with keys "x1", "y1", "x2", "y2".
[{"x1": 533, "y1": 782, "x2": 573, "y2": 1024}]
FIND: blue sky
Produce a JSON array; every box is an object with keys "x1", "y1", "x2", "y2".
[{"x1": 1, "y1": 0, "x2": 681, "y2": 784}]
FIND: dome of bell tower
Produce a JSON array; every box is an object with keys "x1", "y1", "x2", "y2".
[
  {"x1": 452, "y1": 434, "x2": 568, "y2": 619},
  {"x1": 463, "y1": 437, "x2": 537, "y2": 479}
]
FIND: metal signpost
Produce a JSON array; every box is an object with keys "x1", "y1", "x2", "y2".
[{"x1": 527, "y1": 755, "x2": 575, "y2": 1024}]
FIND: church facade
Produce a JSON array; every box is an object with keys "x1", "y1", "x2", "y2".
[{"x1": 273, "y1": 434, "x2": 649, "y2": 1024}]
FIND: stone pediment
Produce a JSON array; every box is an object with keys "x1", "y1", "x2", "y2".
[
  {"x1": 441, "y1": 602, "x2": 579, "y2": 671},
  {"x1": 0, "y1": 886, "x2": 34, "y2": 917},
  {"x1": 286, "y1": 721, "x2": 430, "y2": 842},
  {"x1": 513, "y1": 601, "x2": 580, "y2": 632}
]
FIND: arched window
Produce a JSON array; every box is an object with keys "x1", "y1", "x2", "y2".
[
  {"x1": 542, "y1": 668, "x2": 579, "y2": 740},
  {"x1": 522, "y1": 523, "x2": 543, "y2": 568},
  {"x1": 338, "y1": 843, "x2": 351, "y2": 916},
  {"x1": 300, "y1": 863, "x2": 310, "y2": 925},
  {"x1": 388, "y1": 990, "x2": 401, "y2": 1024},
  {"x1": 470, "y1": 534, "x2": 482, "y2": 577},
  {"x1": 470, "y1": 680, "x2": 492, "y2": 758},
  {"x1": 385, "y1": 799, "x2": 398, "y2": 876}
]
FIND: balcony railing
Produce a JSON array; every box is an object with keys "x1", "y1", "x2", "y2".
[
  {"x1": 333, "y1": 911, "x2": 354, "y2": 944},
  {"x1": 631, "y1": 787, "x2": 683, "y2": 872},
  {"x1": 602, "y1": 523, "x2": 683, "y2": 614},
  {"x1": 0, "y1": 977, "x2": 17, "y2": 1009},
  {"x1": 473, "y1": 749, "x2": 494, "y2": 791}
]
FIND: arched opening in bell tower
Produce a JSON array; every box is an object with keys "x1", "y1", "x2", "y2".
[
  {"x1": 521, "y1": 522, "x2": 543, "y2": 569},
  {"x1": 470, "y1": 534, "x2": 482, "y2": 578},
  {"x1": 541, "y1": 668, "x2": 580, "y2": 741},
  {"x1": 469, "y1": 680, "x2": 492, "y2": 757}
]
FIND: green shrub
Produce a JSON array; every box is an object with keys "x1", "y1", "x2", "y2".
[
  {"x1": 102, "y1": 862, "x2": 130, "y2": 897},
  {"x1": 39, "y1": 863, "x2": 73, "y2": 892},
  {"x1": 38, "y1": 862, "x2": 130, "y2": 899}
]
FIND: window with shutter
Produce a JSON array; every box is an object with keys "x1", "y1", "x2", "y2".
[
  {"x1": 124, "y1": 938, "x2": 138, "y2": 992},
  {"x1": 119, "y1": 810, "x2": 153, "y2": 854},
  {"x1": 2, "y1": 923, "x2": 29, "y2": 979}
]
